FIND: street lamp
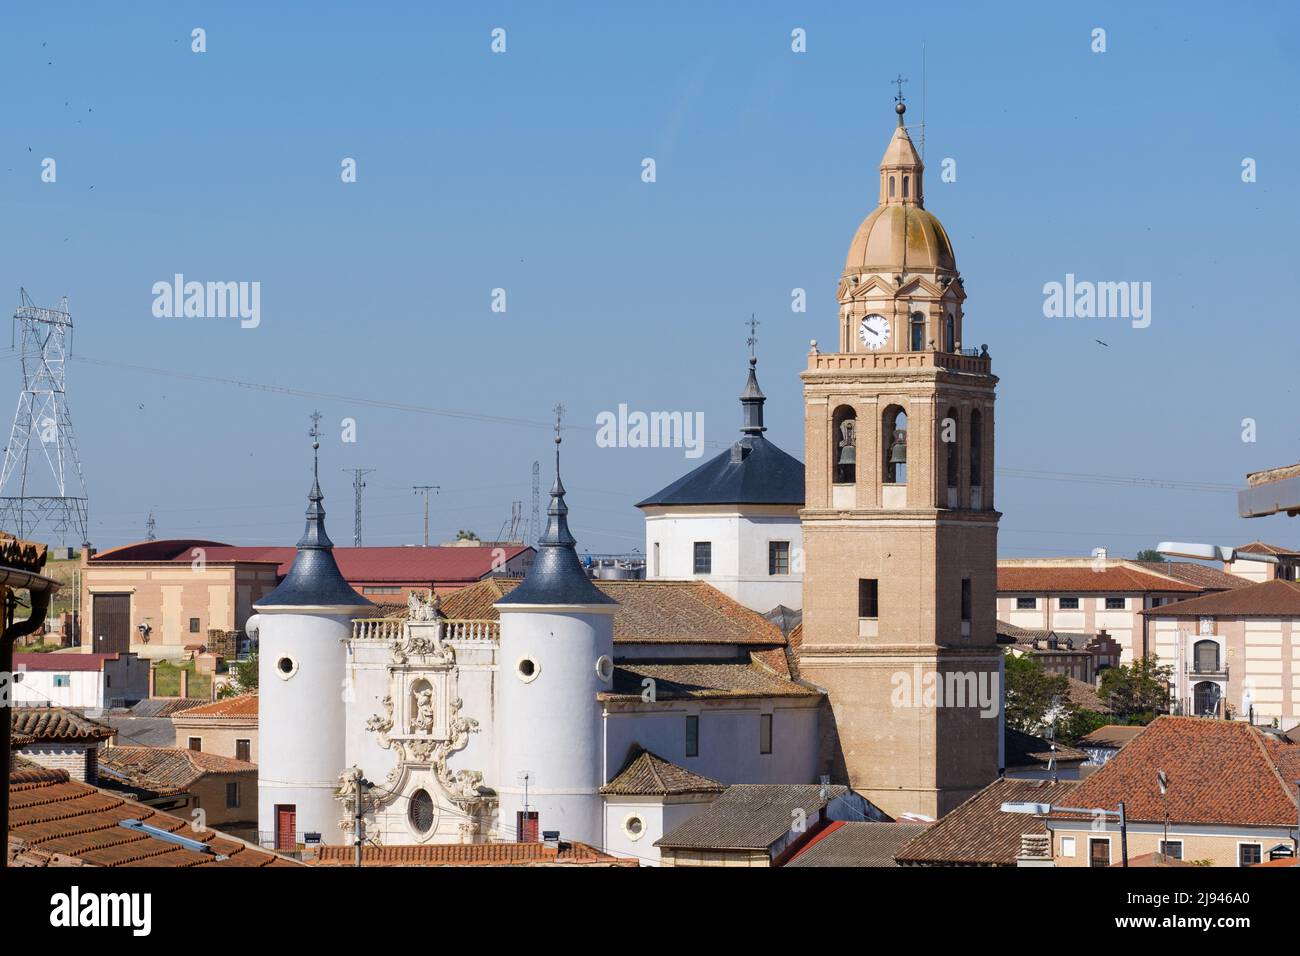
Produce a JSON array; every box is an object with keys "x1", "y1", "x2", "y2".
[
  {"x1": 1155, "y1": 541, "x2": 1278, "y2": 565},
  {"x1": 1001, "y1": 800, "x2": 1129, "y2": 867}
]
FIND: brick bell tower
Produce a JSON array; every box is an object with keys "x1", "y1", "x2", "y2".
[{"x1": 799, "y1": 96, "x2": 1001, "y2": 819}]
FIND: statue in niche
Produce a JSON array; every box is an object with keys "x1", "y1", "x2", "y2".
[{"x1": 410, "y1": 684, "x2": 436, "y2": 735}]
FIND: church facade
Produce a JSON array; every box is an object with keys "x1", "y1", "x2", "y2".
[{"x1": 254, "y1": 101, "x2": 1002, "y2": 859}]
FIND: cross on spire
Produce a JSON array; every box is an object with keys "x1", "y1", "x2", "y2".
[
  {"x1": 892, "y1": 74, "x2": 908, "y2": 105},
  {"x1": 308, "y1": 410, "x2": 323, "y2": 479},
  {"x1": 746, "y1": 314, "x2": 760, "y2": 360}
]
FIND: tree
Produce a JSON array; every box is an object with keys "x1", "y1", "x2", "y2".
[
  {"x1": 1135, "y1": 549, "x2": 1166, "y2": 562},
  {"x1": 1055, "y1": 707, "x2": 1111, "y2": 745},
  {"x1": 455, "y1": 530, "x2": 480, "y2": 542},
  {"x1": 1098, "y1": 656, "x2": 1173, "y2": 722},
  {"x1": 218, "y1": 651, "x2": 258, "y2": 698},
  {"x1": 1003, "y1": 651, "x2": 1070, "y2": 733}
]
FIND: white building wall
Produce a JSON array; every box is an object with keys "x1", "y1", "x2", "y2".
[
  {"x1": 12, "y1": 670, "x2": 104, "y2": 710},
  {"x1": 604, "y1": 700, "x2": 819, "y2": 786},
  {"x1": 602, "y1": 794, "x2": 714, "y2": 866},
  {"x1": 253, "y1": 610, "x2": 352, "y2": 846},
  {"x1": 495, "y1": 607, "x2": 614, "y2": 847},
  {"x1": 644, "y1": 506, "x2": 802, "y2": 612}
]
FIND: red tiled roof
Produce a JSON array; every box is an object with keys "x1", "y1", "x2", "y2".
[
  {"x1": 313, "y1": 842, "x2": 636, "y2": 867},
  {"x1": 12, "y1": 708, "x2": 115, "y2": 742},
  {"x1": 600, "y1": 746, "x2": 725, "y2": 796},
  {"x1": 1058, "y1": 717, "x2": 1300, "y2": 827},
  {"x1": 14, "y1": 652, "x2": 124, "y2": 672},
  {"x1": 602, "y1": 662, "x2": 820, "y2": 701},
  {"x1": 895, "y1": 778, "x2": 1079, "y2": 866},
  {"x1": 1141, "y1": 579, "x2": 1300, "y2": 617},
  {"x1": 7, "y1": 766, "x2": 298, "y2": 867},
  {"x1": 98, "y1": 747, "x2": 255, "y2": 795},
  {"x1": 440, "y1": 577, "x2": 786, "y2": 646},
  {"x1": 1236, "y1": 540, "x2": 1298, "y2": 556},
  {"x1": 91, "y1": 539, "x2": 531, "y2": 585},
  {"x1": 998, "y1": 566, "x2": 1199, "y2": 594},
  {"x1": 172, "y1": 693, "x2": 258, "y2": 719}
]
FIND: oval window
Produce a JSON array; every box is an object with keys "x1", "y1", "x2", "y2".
[
  {"x1": 623, "y1": 813, "x2": 646, "y2": 841},
  {"x1": 516, "y1": 657, "x2": 540, "y2": 683},
  {"x1": 409, "y1": 789, "x2": 435, "y2": 834},
  {"x1": 595, "y1": 655, "x2": 614, "y2": 682},
  {"x1": 275, "y1": 656, "x2": 298, "y2": 680}
]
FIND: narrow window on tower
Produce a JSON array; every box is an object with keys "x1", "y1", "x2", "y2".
[
  {"x1": 969, "y1": 409, "x2": 983, "y2": 488},
  {"x1": 759, "y1": 714, "x2": 773, "y2": 755},
  {"x1": 945, "y1": 407, "x2": 960, "y2": 490},
  {"x1": 945, "y1": 313, "x2": 955, "y2": 352},
  {"x1": 883, "y1": 406, "x2": 908, "y2": 484},
  {"x1": 693, "y1": 542, "x2": 712, "y2": 574},
  {"x1": 768, "y1": 541, "x2": 790, "y2": 576},
  {"x1": 685, "y1": 715, "x2": 700, "y2": 757},
  {"x1": 910, "y1": 312, "x2": 925, "y2": 351},
  {"x1": 858, "y1": 579, "x2": 879, "y2": 618},
  {"x1": 889, "y1": 175, "x2": 896, "y2": 198},
  {"x1": 652, "y1": 541, "x2": 660, "y2": 577},
  {"x1": 902, "y1": 175, "x2": 910, "y2": 198},
  {"x1": 832, "y1": 405, "x2": 857, "y2": 485},
  {"x1": 961, "y1": 578, "x2": 972, "y2": 622}
]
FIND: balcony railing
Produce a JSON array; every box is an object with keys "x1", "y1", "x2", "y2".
[
  {"x1": 351, "y1": 617, "x2": 500, "y2": 643},
  {"x1": 806, "y1": 349, "x2": 991, "y2": 375}
]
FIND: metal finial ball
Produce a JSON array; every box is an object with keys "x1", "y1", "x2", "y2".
[
  {"x1": 313, "y1": 441, "x2": 319, "y2": 450},
  {"x1": 896, "y1": 101, "x2": 906, "y2": 115}
]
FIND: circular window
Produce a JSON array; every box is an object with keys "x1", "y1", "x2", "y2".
[
  {"x1": 409, "y1": 789, "x2": 435, "y2": 834},
  {"x1": 595, "y1": 655, "x2": 614, "y2": 682},
  {"x1": 622, "y1": 813, "x2": 646, "y2": 841},
  {"x1": 275, "y1": 655, "x2": 299, "y2": 680},
  {"x1": 516, "y1": 656, "x2": 540, "y2": 683}
]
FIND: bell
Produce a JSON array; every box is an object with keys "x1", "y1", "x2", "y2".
[
  {"x1": 838, "y1": 444, "x2": 856, "y2": 466},
  {"x1": 888, "y1": 430, "x2": 907, "y2": 465}
]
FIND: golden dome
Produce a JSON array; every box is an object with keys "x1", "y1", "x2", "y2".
[
  {"x1": 843, "y1": 105, "x2": 957, "y2": 277},
  {"x1": 844, "y1": 204, "x2": 956, "y2": 275}
]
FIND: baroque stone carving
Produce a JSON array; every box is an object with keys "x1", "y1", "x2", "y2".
[{"x1": 407, "y1": 589, "x2": 443, "y2": 622}]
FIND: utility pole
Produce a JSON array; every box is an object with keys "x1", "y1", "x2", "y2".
[
  {"x1": 343, "y1": 468, "x2": 376, "y2": 547},
  {"x1": 412, "y1": 485, "x2": 440, "y2": 547}
]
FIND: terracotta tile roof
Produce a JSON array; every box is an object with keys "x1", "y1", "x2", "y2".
[
  {"x1": 7, "y1": 766, "x2": 298, "y2": 867},
  {"x1": 998, "y1": 566, "x2": 1199, "y2": 594},
  {"x1": 14, "y1": 652, "x2": 126, "y2": 672},
  {"x1": 1130, "y1": 561, "x2": 1250, "y2": 590},
  {"x1": 7, "y1": 836, "x2": 92, "y2": 867},
  {"x1": 1058, "y1": 716, "x2": 1300, "y2": 827},
  {"x1": 312, "y1": 842, "x2": 636, "y2": 866},
  {"x1": 996, "y1": 621, "x2": 1093, "y2": 650},
  {"x1": 93, "y1": 539, "x2": 532, "y2": 584},
  {"x1": 1141, "y1": 579, "x2": 1300, "y2": 617},
  {"x1": 11, "y1": 707, "x2": 115, "y2": 742},
  {"x1": 602, "y1": 662, "x2": 820, "y2": 701},
  {"x1": 1078, "y1": 724, "x2": 1146, "y2": 749},
  {"x1": 171, "y1": 693, "x2": 258, "y2": 719},
  {"x1": 655, "y1": 784, "x2": 851, "y2": 851},
  {"x1": 1112, "y1": 851, "x2": 1199, "y2": 867},
  {"x1": 785, "y1": 821, "x2": 930, "y2": 867},
  {"x1": 98, "y1": 747, "x2": 255, "y2": 795},
  {"x1": 1066, "y1": 677, "x2": 1111, "y2": 714},
  {"x1": 600, "y1": 746, "x2": 725, "y2": 796},
  {"x1": 440, "y1": 577, "x2": 786, "y2": 645},
  {"x1": 1236, "y1": 540, "x2": 1298, "y2": 556},
  {"x1": 895, "y1": 777, "x2": 1079, "y2": 866},
  {"x1": 1004, "y1": 728, "x2": 1087, "y2": 767}
]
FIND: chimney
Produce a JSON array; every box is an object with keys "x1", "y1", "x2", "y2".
[
  {"x1": 541, "y1": 830, "x2": 561, "y2": 857},
  {"x1": 1016, "y1": 832, "x2": 1054, "y2": 867}
]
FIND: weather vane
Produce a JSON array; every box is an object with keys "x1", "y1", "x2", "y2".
[
  {"x1": 747, "y1": 314, "x2": 760, "y2": 360},
  {"x1": 552, "y1": 402, "x2": 566, "y2": 444},
  {"x1": 309, "y1": 409, "x2": 323, "y2": 477},
  {"x1": 893, "y1": 74, "x2": 908, "y2": 106}
]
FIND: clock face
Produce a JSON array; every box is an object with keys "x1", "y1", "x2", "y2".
[{"x1": 858, "y1": 314, "x2": 890, "y2": 351}]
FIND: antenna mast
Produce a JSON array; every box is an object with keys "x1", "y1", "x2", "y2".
[
  {"x1": 0, "y1": 289, "x2": 90, "y2": 545},
  {"x1": 529, "y1": 460, "x2": 540, "y2": 547},
  {"x1": 344, "y1": 467, "x2": 376, "y2": 547}
]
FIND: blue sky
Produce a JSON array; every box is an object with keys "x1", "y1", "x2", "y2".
[{"x1": 0, "y1": 1, "x2": 1296, "y2": 557}]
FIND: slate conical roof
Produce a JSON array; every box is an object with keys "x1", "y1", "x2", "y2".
[
  {"x1": 255, "y1": 451, "x2": 372, "y2": 611},
  {"x1": 636, "y1": 357, "x2": 804, "y2": 508},
  {"x1": 496, "y1": 435, "x2": 615, "y2": 608}
]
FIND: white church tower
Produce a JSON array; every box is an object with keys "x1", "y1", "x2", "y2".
[
  {"x1": 252, "y1": 421, "x2": 373, "y2": 850},
  {"x1": 494, "y1": 421, "x2": 617, "y2": 847}
]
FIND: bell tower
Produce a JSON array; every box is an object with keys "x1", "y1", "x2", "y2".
[{"x1": 799, "y1": 97, "x2": 1001, "y2": 819}]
